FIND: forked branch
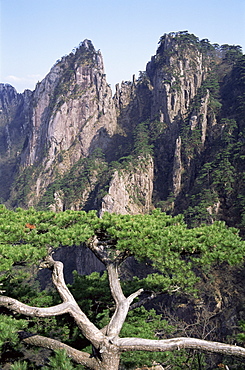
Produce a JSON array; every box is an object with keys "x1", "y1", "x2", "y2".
[
  {"x1": 0, "y1": 255, "x2": 105, "y2": 348},
  {"x1": 106, "y1": 263, "x2": 143, "y2": 338}
]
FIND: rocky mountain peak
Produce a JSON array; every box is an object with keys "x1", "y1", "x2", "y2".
[
  {"x1": 8, "y1": 39, "x2": 118, "y2": 207},
  {"x1": 0, "y1": 32, "x2": 244, "y2": 231},
  {"x1": 80, "y1": 39, "x2": 94, "y2": 49}
]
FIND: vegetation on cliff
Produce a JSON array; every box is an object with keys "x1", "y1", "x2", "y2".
[{"x1": 182, "y1": 53, "x2": 245, "y2": 231}]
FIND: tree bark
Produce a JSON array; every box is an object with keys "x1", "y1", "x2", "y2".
[{"x1": 0, "y1": 297, "x2": 71, "y2": 317}]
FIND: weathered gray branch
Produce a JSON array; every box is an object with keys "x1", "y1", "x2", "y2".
[
  {"x1": 117, "y1": 337, "x2": 245, "y2": 357},
  {"x1": 40, "y1": 256, "x2": 77, "y2": 304},
  {"x1": 23, "y1": 334, "x2": 96, "y2": 368},
  {"x1": 42, "y1": 256, "x2": 105, "y2": 347},
  {"x1": 106, "y1": 263, "x2": 143, "y2": 338},
  {"x1": 0, "y1": 256, "x2": 105, "y2": 348},
  {"x1": 2, "y1": 251, "x2": 245, "y2": 368},
  {"x1": 129, "y1": 291, "x2": 157, "y2": 311},
  {"x1": 0, "y1": 296, "x2": 70, "y2": 317},
  {"x1": 88, "y1": 237, "x2": 143, "y2": 339}
]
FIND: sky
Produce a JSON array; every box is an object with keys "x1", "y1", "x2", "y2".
[{"x1": 0, "y1": 0, "x2": 245, "y2": 93}]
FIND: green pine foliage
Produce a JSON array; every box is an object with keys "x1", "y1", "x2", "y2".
[
  {"x1": 10, "y1": 361, "x2": 28, "y2": 370},
  {"x1": 42, "y1": 349, "x2": 84, "y2": 370},
  {"x1": 1, "y1": 207, "x2": 245, "y2": 367},
  {"x1": 0, "y1": 206, "x2": 244, "y2": 285},
  {"x1": 0, "y1": 315, "x2": 28, "y2": 351}
]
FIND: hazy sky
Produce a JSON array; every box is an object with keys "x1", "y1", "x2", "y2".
[{"x1": 1, "y1": 0, "x2": 245, "y2": 93}]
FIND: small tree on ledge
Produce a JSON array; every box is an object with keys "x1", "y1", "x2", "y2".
[{"x1": 0, "y1": 205, "x2": 245, "y2": 369}]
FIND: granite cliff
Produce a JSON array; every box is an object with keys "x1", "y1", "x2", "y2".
[{"x1": 0, "y1": 31, "x2": 244, "y2": 231}]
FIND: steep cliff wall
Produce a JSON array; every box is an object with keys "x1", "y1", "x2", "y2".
[
  {"x1": 114, "y1": 76, "x2": 152, "y2": 134},
  {"x1": 99, "y1": 156, "x2": 154, "y2": 216},
  {"x1": 110, "y1": 32, "x2": 244, "y2": 229},
  {"x1": 146, "y1": 33, "x2": 210, "y2": 123},
  {"x1": 111, "y1": 33, "x2": 217, "y2": 206},
  {"x1": 0, "y1": 84, "x2": 32, "y2": 200},
  {"x1": 144, "y1": 33, "x2": 215, "y2": 201},
  {"x1": 9, "y1": 40, "x2": 119, "y2": 206},
  {"x1": 22, "y1": 40, "x2": 117, "y2": 168}
]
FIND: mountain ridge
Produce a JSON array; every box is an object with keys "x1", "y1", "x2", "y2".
[{"x1": 0, "y1": 31, "x2": 244, "y2": 232}]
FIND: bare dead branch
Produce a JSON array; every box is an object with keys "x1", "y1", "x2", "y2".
[
  {"x1": 0, "y1": 255, "x2": 105, "y2": 349},
  {"x1": 106, "y1": 263, "x2": 143, "y2": 338},
  {"x1": 107, "y1": 263, "x2": 125, "y2": 304},
  {"x1": 40, "y1": 256, "x2": 77, "y2": 304},
  {"x1": 127, "y1": 288, "x2": 144, "y2": 305},
  {"x1": 130, "y1": 291, "x2": 157, "y2": 311},
  {"x1": 42, "y1": 255, "x2": 106, "y2": 347},
  {"x1": 117, "y1": 337, "x2": 245, "y2": 357},
  {"x1": 0, "y1": 296, "x2": 70, "y2": 317},
  {"x1": 22, "y1": 334, "x2": 96, "y2": 368}
]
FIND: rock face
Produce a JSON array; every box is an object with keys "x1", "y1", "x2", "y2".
[
  {"x1": 172, "y1": 136, "x2": 183, "y2": 197},
  {"x1": 13, "y1": 40, "x2": 118, "y2": 206},
  {"x1": 146, "y1": 33, "x2": 209, "y2": 123},
  {"x1": 99, "y1": 157, "x2": 154, "y2": 216},
  {"x1": 23, "y1": 40, "x2": 117, "y2": 167},
  {"x1": 0, "y1": 31, "x2": 244, "y2": 230},
  {"x1": 0, "y1": 84, "x2": 32, "y2": 200}
]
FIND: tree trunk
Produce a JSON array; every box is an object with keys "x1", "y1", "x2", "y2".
[
  {"x1": 95, "y1": 353, "x2": 120, "y2": 370},
  {"x1": 93, "y1": 342, "x2": 121, "y2": 370}
]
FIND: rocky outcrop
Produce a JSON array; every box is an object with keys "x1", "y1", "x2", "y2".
[
  {"x1": 146, "y1": 33, "x2": 210, "y2": 123},
  {"x1": 99, "y1": 156, "x2": 154, "y2": 216},
  {"x1": 105, "y1": 32, "x2": 216, "y2": 211},
  {"x1": 172, "y1": 136, "x2": 183, "y2": 197},
  {"x1": 22, "y1": 41, "x2": 117, "y2": 167},
  {"x1": 10, "y1": 40, "x2": 119, "y2": 206},
  {"x1": 0, "y1": 84, "x2": 33, "y2": 157},
  {"x1": 113, "y1": 75, "x2": 153, "y2": 136},
  {"x1": 0, "y1": 84, "x2": 32, "y2": 200}
]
